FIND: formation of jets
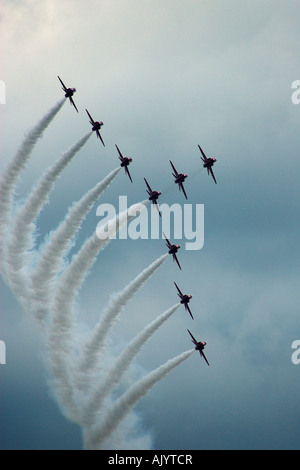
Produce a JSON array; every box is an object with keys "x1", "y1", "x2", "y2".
[
  {"x1": 57, "y1": 75, "x2": 218, "y2": 188},
  {"x1": 57, "y1": 75, "x2": 220, "y2": 366}
]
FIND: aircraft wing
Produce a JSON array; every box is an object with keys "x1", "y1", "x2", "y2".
[
  {"x1": 173, "y1": 253, "x2": 182, "y2": 270},
  {"x1": 174, "y1": 282, "x2": 183, "y2": 297},
  {"x1": 179, "y1": 182, "x2": 188, "y2": 200},
  {"x1": 57, "y1": 75, "x2": 67, "y2": 92},
  {"x1": 85, "y1": 109, "x2": 95, "y2": 125},
  {"x1": 153, "y1": 200, "x2": 161, "y2": 217},
  {"x1": 96, "y1": 130, "x2": 105, "y2": 147},
  {"x1": 186, "y1": 304, "x2": 194, "y2": 320},
  {"x1": 115, "y1": 144, "x2": 123, "y2": 160},
  {"x1": 163, "y1": 232, "x2": 172, "y2": 248},
  {"x1": 201, "y1": 350, "x2": 210, "y2": 366},
  {"x1": 198, "y1": 144, "x2": 208, "y2": 162},
  {"x1": 125, "y1": 166, "x2": 133, "y2": 183},
  {"x1": 187, "y1": 329, "x2": 198, "y2": 346},
  {"x1": 170, "y1": 160, "x2": 179, "y2": 176},
  {"x1": 209, "y1": 167, "x2": 217, "y2": 184},
  {"x1": 144, "y1": 178, "x2": 152, "y2": 193},
  {"x1": 69, "y1": 97, "x2": 78, "y2": 113}
]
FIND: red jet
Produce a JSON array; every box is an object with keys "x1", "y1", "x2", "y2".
[
  {"x1": 116, "y1": 145, "x2": 133, "y2": 183},
  {"x1": 174, "y1": 282, "x2": 193, "y2": 319},
  {"x1": 170, "y1": 160, "x2": 188, "y2": 199},
  {"x1": 57, "y1": 76, "x2": 78, "y2": 113},
  {"x1": 187, "y1": 329, "x2": 209, "y2": 366},
  {"x1": 198, "y1": 144, "x2": 217, "y2": 184},
  {"x1": 163, "y1": 232, "x2": 181, "y2": 270},
  {"x1": 144, "y1": 178, "x2": 162, "y2": 216},
  {"x1": 86, "y1": 109, "x2": 105, "y2": 147}
]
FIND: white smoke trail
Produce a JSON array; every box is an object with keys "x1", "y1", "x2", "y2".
[
  {"x1": 0, "y1": 99, "x2": 65, "y2": 272},
  {"x1": 30, "y1": 166, "x2": 121, "y2": 324},
  {"x1": 51, "y1": 199, "x2": 149, "y2": 334},
  {"x1": 77, "y1": 253, "x2": 169, "y2": 378},
  {"x1": 46, "y1": 200, "x2": 149, "y2": 419},
  {"x1": 3, "y1": 132, "x2": 92, "y2": 302},
  {"x1": 83, "y1": 303, "x2": 180, "y2": 427},
  {"x1": 87, "y1": 349, "x2": 195, "y2": 449}
]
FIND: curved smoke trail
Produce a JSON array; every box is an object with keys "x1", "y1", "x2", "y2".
[
  {"x1": 77, "y1": 253, "x2": 169, "y2": 380},
  {"x1": 51, "y1": 199, "x2": 149, "y2": 330},
  {"x1": 30, "y1": 166, "x2": 121, "y2": 324},
  {"x1": 87, "y1": 349, "x2": 195, "y2": 449},
  {"x1": 83, "y1": 303, "x2": 180, "y2": 427},
  {"x1": 46, "y1": 200, "x2": 149, "y2": 419},
  {"x1": 0, "y1": 99, "x2": 65, "y2": 273},
  {"x1": 4, "y1": 132, "x2": 92, "y2": 302}
]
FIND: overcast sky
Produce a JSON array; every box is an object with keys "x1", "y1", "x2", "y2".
[{"x1": 1, "y1": 0, "x2": 300, "y2": 450}]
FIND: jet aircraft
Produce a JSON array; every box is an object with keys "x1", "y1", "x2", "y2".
[
  {"x1": 174, "y1": 282, "x2": 193, "y2": 319},
  {"x1": 198, "y1": 144, "x2": 217, "y2": 184},
  {"x1": 170, "y1": 160, "x2": 188, "y2": 199},
  {"x1": 85, "y1": 109, "x2": 105, "y2": 146},
  {"x1": 57, "y1": 75, "x2": 78, "y2": 112},
  {"x1": 116, "y1": 145, "x2": 133, "y2": 182},
  {"x1": 163, "y1": 233, "x2": 181, "y2": 270},
  {"x1": 144, "y1": 178, "x2": 162, "y2": 216},
  {"x1": 187, "y1": 329, "x2": 209, "y2": 365}
]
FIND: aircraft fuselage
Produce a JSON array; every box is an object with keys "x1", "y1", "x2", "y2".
[
  {"x1": 175, "y1": 174, "x2": 187, "y2": 184},
  {"x1": 92, "y1": 122, "x2": 103, "y2": 131},
  {"x1": 169, "y1": 245, "x2": 180, "y2": 255},
  {"x1": 203, "y1": 158, "x2": 216, "y2": 168},
  {"x1": 120, "y1": 157, "x2": 132, "y2": 167},
  {"x1": 65, "y1": 88, "x2": 76, "y2": 98},
  {"x1": 181, "y1": 295, "x2": 192, "y2": 304}
]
